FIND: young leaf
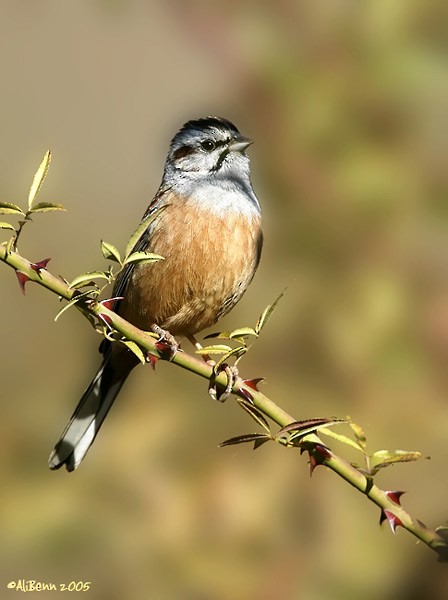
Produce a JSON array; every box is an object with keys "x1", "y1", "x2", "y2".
[
  {"x1": 219, "y1": 433, "x2": 271, "y2": 448},
  {"x1": 4, "y1": 236, "x2": 15, "y2": 254},
  {"x1": 195, "y1": 344, "x2": 233, "y2": 355},
  {"x1": 213, "y1": 345, "x2": 247, "y2": 371},
  {"x1": 0, "y1": 222, "x2": 15, "y2": 230},
  {"x1": 54, "y1": 290, "x2": 97, "y2": 322},
  {"x1": 29, "y1": 202, "x2": 66, "y2": 213},
  {"x1": 320, "y1": 427, "x2": 365, "y2": 452},
  {"x1": 278, "y1": 418, "x2": 337, "y2": 436},
  {"x1": 229, "y1": 327, "x2": 258, "y2": 339},
  {"x1": 237, "y1": 399, "x2": 271, "y2": 433},
  {"x1": 124, "y1": 206, "x2": 166, "y2": 260},
  {"x1": 121, "y1": 340, "x2": 146, "y2": 364},
  {"x1": 370, "y1": 449, "x2": 426, "y2": 471},
  {"x1": 101, "y1": 240, "x2": 122, "y2": 264},
  {"x1": 0, "y1": 202, "x2": 25, "y2": 215},
  {"x1": 123, "y1": 251, "x2": 164, "y2": 266},
  {"x1": 277, "y1": 418, "x2": 345, "y2": 445},
  {"x1": 28, "y1": 150, "x2": 51, "y2": 211},
  {"x1": 204, "y1": 331, "x2": 231, "y2": 340},
  {"x1": 255, "y1": 289, "x2": 285, "y2": 335},
  {"x1": 350, "y1": 421, "x2": 367, "y2": 451},
  {"x1": 68, "y1": 271, "x2": 112, "y2": 290},
  {"x1": 253, "y1": 437, "x2": 271, "y2": 450}
]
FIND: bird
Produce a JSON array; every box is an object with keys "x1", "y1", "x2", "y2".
[{"x1": 49, "y1": 116, "x2": 263, "y2": 471}]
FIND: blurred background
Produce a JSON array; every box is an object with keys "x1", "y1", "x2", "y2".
[{"x1": 1, "y1": 1, "x2": 447, "y2": 598}]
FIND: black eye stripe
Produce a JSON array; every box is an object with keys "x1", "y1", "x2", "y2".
[
  {"x1": 173, "y1": 145, "x2": 194, "y2": 160},
  {"x1": 172, "y1": 138, "x2": 231, "y2": 162},
  {"x1": 210, "y1": 148, "x2": 229, "y2": 172},
  {"x1": 215, "y1": 138, "x2": 230, "y2": 148}
]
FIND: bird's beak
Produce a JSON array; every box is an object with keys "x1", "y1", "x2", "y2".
[{"x1": 231, "y1": 136, "x2": 253, "y2": 153}]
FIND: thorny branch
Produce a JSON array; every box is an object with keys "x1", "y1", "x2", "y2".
[{"x1": 0, "y1": 243, "x2": 447, "y2": 562}]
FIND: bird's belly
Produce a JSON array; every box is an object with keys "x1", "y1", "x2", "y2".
[{"x1": 119, "y1": 203, "x2": 262, "y2": 336}]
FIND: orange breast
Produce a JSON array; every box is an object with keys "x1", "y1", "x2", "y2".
[{"x1": 118, "y1": 198, "x2": 262, "y2": 336}]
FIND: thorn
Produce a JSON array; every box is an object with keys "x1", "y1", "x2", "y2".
[
  {"x1": 303, "y1": 443, "x2": 332, "y2": 476},
  {"x1": 97, "y1": 312, "x2": 113, "y2": 328},
  {"x1": 146, "y1": 352, "x2": 159, "y2": 370},
  {"x1": 242, "y1": 377, "x2": 264, "y2": 391},
  {"x1": 239, "y1": 387, "x2": 254, "y2": 402},
  {"x1": 380, "y1": 510, "x2": 404, "y2": 533},
  {"x1": 155, "y1": 339, "x2": 178, "y2": 360},
  {"x1": 30, "y1": 257, "x2": 51, "y2": 273},
  {"x1": 100, "y1": 296, "x2": 123, "y2": 311},
  {"x1": 16, "y1": 271, "x2": 30, "y2": 294},
  {"x1": 384, "y1": 490, "x2": 405, "y2": 506}
]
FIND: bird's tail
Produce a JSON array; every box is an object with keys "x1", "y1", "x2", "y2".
[{"x1": 49, "y1": 349, "x2": 136, "y2": 471}]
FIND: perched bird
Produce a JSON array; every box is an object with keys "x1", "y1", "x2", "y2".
[{"x1": 49, "y1": 116, "x2": 263, "y2": 471}]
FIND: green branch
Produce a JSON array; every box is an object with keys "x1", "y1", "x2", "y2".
[
  {"x1": 1, "y1": 242, "x2": 447, "y2": 562},
  {"x1": 1, "y1": 149, "x2": 447, "y2": 561}
]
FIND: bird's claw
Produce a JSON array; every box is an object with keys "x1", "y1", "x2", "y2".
[
  {"x1": 151, "y1": 324, "x2": 180, "y2": 360},
  {"x1": 208, "y1": 362, "x2": 239, "y2": 402}
]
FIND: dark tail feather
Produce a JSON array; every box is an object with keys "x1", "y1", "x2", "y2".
[{"x1": 49, "y1": 349, "x2": 136, "y2": 472}]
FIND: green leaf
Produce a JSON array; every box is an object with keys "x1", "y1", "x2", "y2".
[
  {"x1": 68, "y1": 271, "x2": 112, "y2": 290},
  {"x1": 0, "y1": 222, "x2": 15, "y2": 230},
  {"x1": 29, "y1": 202, "x2": 66, "y2": 213},
  {"x1": 124, "y1": 206, "x2": 166, "y2": 260},
  {"x1": 54, "y1": 290, "x2": 97, "y2": 322},
  {"x1": 229, "y1": 327, "x2": 258, "y2": 339},
  {"x1": 278, "y1": 418, "x2": 345, "y2": 444},
  {"x1": 237, "y1": 399, "x2": 271, "y2": 433},
  {"x1": 4, "y1": 236, "x2": 15, "y2": 253},
  {"x1": 123, "y1": 251, "x2": 164, "y2": 266},
  {"x1": 101, "y1": 240, "x2": 122, "y2": 264},
  {"x1": 195, "y1": 344, "x2": 233, "y2": 355},
  {"x1": 255, "y1": 289, "x2": 285, "y2": 334},
  {"x1": 214, "y1": 345, "x2": 247, "y2": 371},
  {"x1": 204, "y1": 331, "x2": 231, "y2": 340},
  {"x1": 0, "y1": 202, "x2": 25, "y2": 215},
  {"x1": 350, "y1": 421, "x2": 367, "y2": 451},
  {"x1": 370, "y1": 449, "x2": 425, "y2": 470},
  {"x1": 121, "y1": 340, "x2": 146, "y2": 364},
  {"x1": 28, "y1": 149, "x2": 51, "y2": 211},
  {"x1": 320, "y1": 427, "x2": 365, "y2": 451},
  {"x1": 219, "y1": 433, "x2": 272, "y2": 448}
]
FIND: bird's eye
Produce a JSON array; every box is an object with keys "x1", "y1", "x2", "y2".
[{"x1": 200, "y1": 139, "x2": 216, "y2": 152}]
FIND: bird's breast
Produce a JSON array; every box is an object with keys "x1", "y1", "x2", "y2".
[{"x1": 119, "y1": 196, "x2": 262, "y2": 336}]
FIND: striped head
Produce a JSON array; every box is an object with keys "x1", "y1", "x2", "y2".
[{"x1": 163, "y1": 117, "x2": 253, "y2": 184}]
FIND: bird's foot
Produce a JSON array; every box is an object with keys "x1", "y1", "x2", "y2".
[
  {"x1": 187, "y1": 335, "x2": 237, "y2": 401},
  {"x1": 151, "y1": 324, "x2": 179, "y2": 360},
  {"x1": 208, "y1": 362, "x2": 239, "y2": 402}
]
